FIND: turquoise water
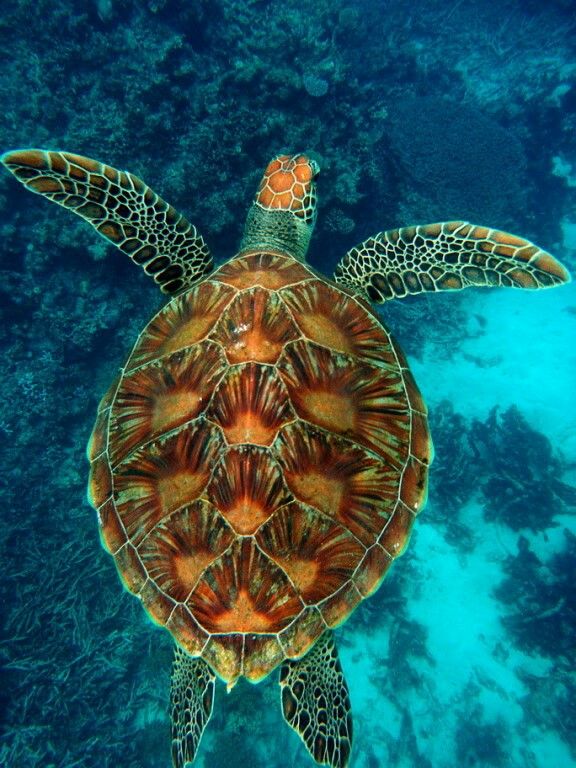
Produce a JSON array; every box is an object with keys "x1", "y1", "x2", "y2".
[{"x1": 0, "y1": 1, "x2": 575, "y2": 766}]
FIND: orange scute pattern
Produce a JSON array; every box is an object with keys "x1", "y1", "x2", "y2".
[
  {"x1": 275, "y1": 424, "x2": 400, "y2": 545},
  {"x1": 208, "y1": 446, "x2": 290, "y2": 534},
  {"x1": 88, "y1": 251, "x2": 430, "y2": 684},
  {"x1": 109, "y1": 342, "x2": 227, "y2": 465},
  {"x1": 126, "y1": 282, "x2": 235, "y2": 370},
  {"x1": 213, "y1": 251, "x2": 313, "y2": 290},
  {"x1": 278, "y1": 340, "x2": 411, "y2": 467},
  {"x1": 188, "y1": 538, "x2": 303, "y2": 633},
  {"x1": 210, "y1": 287, "x2": 299, "y2": 364},
  {"x1": 256, "y1": 154, "x2": 316, "y2": 217},
  {"x1": 207, "y1": 363, "x2": 294, "y2": 445}
]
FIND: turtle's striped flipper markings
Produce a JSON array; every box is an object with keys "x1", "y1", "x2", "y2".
[
  {"x1": 280, "y1": 632, "x2": 353, "y2": 768},
  {"x1": 170, "y1": 646, "x2": 215, "y2": 768},
  {"x1": 334, "y1": 221, "x2": 570, "y2": 302},
  {"x1": 2, "y1": 149, "x2": 213, "y2": 294}
]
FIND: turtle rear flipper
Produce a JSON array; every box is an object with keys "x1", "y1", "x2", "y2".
[
  {"x1": 334, "y1": 221, "x2": 570, "y2": 302},
  {"x1": 170, "y1": 646, "x2": 215, "y2": 768},
  {"x1": 2, "y1": 149, "x2": 212, "y2": 294},
  {"x1": 280, "y1": 632, "x2": 353, "y2": 768}
]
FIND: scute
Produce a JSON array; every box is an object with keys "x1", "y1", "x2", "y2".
[{"x1": 90, "y1": 251, "x2": 430, "y2": 684}]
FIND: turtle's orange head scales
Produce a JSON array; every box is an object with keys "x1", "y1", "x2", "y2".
[
  {"x1": 240, "y1": 153, "x2": 320, "y2": 263},
  {"x1": 256, "y1": 154, "x2": 319, "y2": 222}
]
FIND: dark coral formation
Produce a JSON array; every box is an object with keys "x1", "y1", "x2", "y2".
[
  {"x1": 474, "y1": 407, "x2": 569, "y2": 531},
  {"x1": 455, "y1": 710, "x2": 508, "y2": 767},
  {"x1": 387, "y1": 97, "x2": 528, "y2": 226},
  {"x1": 496, "y1": 531, "x2": 576, "y2": 753},
  {"x1": 496, "y1": 531, "x2": 576, "y2": 660},
  {"x1": 429, "y1": 404, "x2": 574, "y2": 533}
]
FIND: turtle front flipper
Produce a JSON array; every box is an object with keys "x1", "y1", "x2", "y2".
[
  {"x1": 280, "y1": 632, "x2": 352, "y2": 768},
  {"x1": 2, "y1": 149, "x2": 212, "y2": 294},
  {"x1": 170, "y1": 646, "x2": 215, "y2": 768},
  {"x1": 334, "y1": 221, "x2": 570, "y2": 302}
]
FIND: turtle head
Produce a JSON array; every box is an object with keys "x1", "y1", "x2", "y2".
[{"x1": 240, "y1": 153, "x2": 320, "y2": 262}]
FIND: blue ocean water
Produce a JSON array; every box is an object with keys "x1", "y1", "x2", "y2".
[{"x1": 0, "y1": 1, "x2": 575, "y2": 767}]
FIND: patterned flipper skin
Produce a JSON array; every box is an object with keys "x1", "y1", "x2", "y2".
[
  {"x1": 280, "y1": 632, "x2": 353, "y2": 768},
  {"x1": 335, "y1": 221, "x2": 570, "y2": 302},
  {"x1": 2, "y1": 149, "x2": 213, "y2": 294},
  {"x1": 170, "y1": 646, "x2": 215, "y2": 768}
]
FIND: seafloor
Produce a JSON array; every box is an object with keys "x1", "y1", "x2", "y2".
[{"x1": 0, "y1": 0, "x2": 575, "y2": 767}]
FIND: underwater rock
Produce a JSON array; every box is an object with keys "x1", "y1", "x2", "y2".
[
  {"x1": 388, "y1": 97, "x2": 527, "y2": 225},
  {"x1": 472, "y1": 406, "x2": 566, "y2": 532}
]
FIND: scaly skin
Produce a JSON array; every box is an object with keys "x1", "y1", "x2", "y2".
[{"x1": 240, "y1": 154, "x2": 320, "y2": 262}]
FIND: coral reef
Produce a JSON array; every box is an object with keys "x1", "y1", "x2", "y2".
[
  {"x1": 428, "y1": 404, "x2": 574, "y2": 533},
  {"x1": 387, "y1": 97, "x2": 527, "y2": 226},
  {"x1": 496, "y1": 531, "x2": 576, "y2": 660},
  {"x1": 455, "y1": 710, "x2": 507, "y2": 767},
  {"x1": 472, "y1": 406, "x2": 570, "y2": 531}
]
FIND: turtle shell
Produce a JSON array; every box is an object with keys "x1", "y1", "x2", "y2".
[{"x1": 87, "y1": 251, "x2": 431, "y2": 684}]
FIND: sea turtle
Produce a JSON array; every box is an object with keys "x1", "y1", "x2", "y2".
[{"x1": 2, "y1": 149, "x2": 570, "y2": 768}]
